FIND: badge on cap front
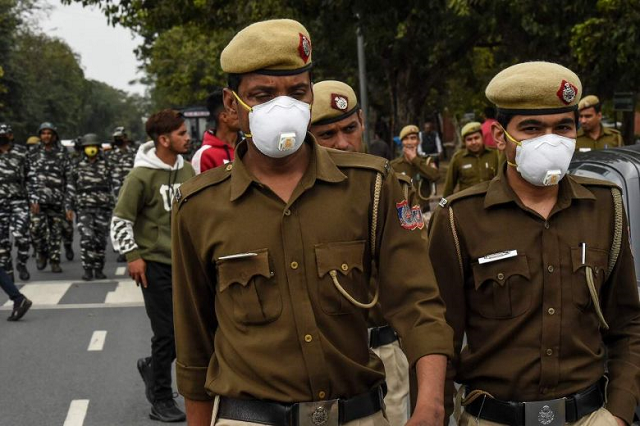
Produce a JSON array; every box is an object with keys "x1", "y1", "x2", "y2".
[
  {"x1": 331, "y1": 94, "x2": 349, "y2": 111},
  {"x1": 556, "y1": 80, "x2": 578, "y2": 105},
  {"x1": 298, "y1": 33, "x2": 311, "y2": 63}
]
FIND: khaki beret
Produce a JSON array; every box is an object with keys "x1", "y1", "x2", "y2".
[
  {"x1": 221, "y1": 19, "x2": 312, "y2": 75},
  {"x1": 461, "y1": 122, "x2": 482, "y2": 139},
  {"x1": 579, "y1": 95, "x2": 600, "y2": 111},
  {"x1": 311, "y1": 80, "x2": 359, "y2": 125},
  {"x1": 486, "y1": 61, "x2": 582, "y2": 115},
  {"x1": 400, "y1": 125, "x2": 419, "y2": 141}
]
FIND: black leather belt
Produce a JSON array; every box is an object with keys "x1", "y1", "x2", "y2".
[
  {"x1": 369, "y1": 325, "x2": 398, "y2": 348},
  {"x1": 217, "y1": 386, "x2": 384, "y2": 426},
  {"x1": 465, "y1": 381, "x2": 604, "y2": 426}
]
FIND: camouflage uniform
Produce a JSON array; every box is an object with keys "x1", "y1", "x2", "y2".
[
  {"x1": 106, "y1": 145, "x2": 136, "y2": 198},
  {"x1": 0, "y1": 143, "x2": 31, "y2": 279},
  {"x1": 28, "y1": 142, "x2": 72, "y2": 266},
  {"x1": 67, "y1": 147, "x2": 114, "y2": 274}
]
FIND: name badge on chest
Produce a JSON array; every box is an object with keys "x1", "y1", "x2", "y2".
[{"x1": 478, "y1": 250, "x2": 518, "y2": 264}]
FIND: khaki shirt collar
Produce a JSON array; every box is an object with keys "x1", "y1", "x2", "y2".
[
  {"x1": 461, "y1": 148, "x2": 486, "y2": 158},
  {"x1": 484, "y1": 164, "x2": 596, "y2": 211},
  {"x1": 230, "y1": 134, "x2": 346, "y2": 201}
]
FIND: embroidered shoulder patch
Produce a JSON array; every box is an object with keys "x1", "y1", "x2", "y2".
[{"x1": 396, "y1": 200, "x2": 424, "y2": 231}]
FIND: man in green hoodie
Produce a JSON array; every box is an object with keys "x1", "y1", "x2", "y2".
[{"x1": 110, "y1": 109, "x2": 194, "y2": 423}]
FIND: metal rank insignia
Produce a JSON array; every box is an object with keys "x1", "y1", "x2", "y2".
[
  {"x1": 556, "y1": 79, "x2": 578, "y2": 105},
  {"x1": 438, "y1": 198, "x2": 448, "y2": 208}
]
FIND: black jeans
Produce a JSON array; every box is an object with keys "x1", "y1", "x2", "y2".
[
  {"x1": 141, "y1": 260, "x2": 176, "y2": 401},
  {"x1": 0, "y1": 267, "x2": 23, "y2": 301}
]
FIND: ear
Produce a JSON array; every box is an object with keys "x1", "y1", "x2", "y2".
[
  {"x1": 223, "y1": 88, "x2": 237, "y2": 115},
  {"x1": 492, "y1": 122, "x2": 507, "y2": 152},
  {"x1": 158, "y1": 134, "x2": 170, "y2": 148},
  {"x1": 357, "y1": 109, "x2": 366, "y2": 132}
]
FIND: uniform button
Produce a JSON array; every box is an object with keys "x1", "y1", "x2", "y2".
[
  {"x1": 318, "y1": 391, "x2": 326, "y2": 399},
  {"x1": 544, "y1": 222, "x2": 550, "y2": 229},
  {"x1": 304, "y1": 334, "x2": 313, "y2": 343},
  {"x1": 225, "y1": 164, "x2": 233, "y2": 171},
  {"x1": 548, "y1": 308, "x2": 555, "y2": 315},
  {"x1": 546, "y1": 349, "x2": 553, "y2": 356},
  {"x1": 341, "y1": 263, "x2": 349, "y2": 271},
  {"x1": 290, "y1": 261, "x2": 299, "y2": 270},
  {"x1": 284, "y1": 209, "x2": 291, "y2": 216},
  {"x1": 497, "y1": 273, "x2": 505, "y2": 280},
  {"x1": 547, "y1": 265, "x2": 554, "y2": 273}
]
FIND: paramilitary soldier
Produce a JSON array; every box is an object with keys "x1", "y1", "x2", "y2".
[
  {"x1": 0, "y1": 123, "x2": 32, "y2": 281},
  {"x1": 575, "y1": 95, "x2": 622, "y2": 152},
  {"x1": 429, "y1": 62, "x2": 640, "y2": 426},
  {"x1": 442, "y1": 122, "x2": 499, "y2": 197},
  {"x1": 28, "y1": 122, "x2": 73, "y2": 273},
  {"x1": 67, "y1": 134, "x2": 114, "y2": 281},
  {"x1": 172, "y1": 19, "x2": 454, "y2": 426},
  {"x1": 107, "y1": 126, "x2": 136, "y2": 198},
  {"x1": 310, "y1": 80, "x2": 411, "y2": 426},
  {"x1": 391, "y1": 125, "x2": 440, "y2": 212}
]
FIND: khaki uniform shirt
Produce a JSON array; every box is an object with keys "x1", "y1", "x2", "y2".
[
  {"x1": 575, "y1": 126, "x2": 622, "y2": 152},
  {"x1": 428, "y1": 165, "x2": 640, "y2": 424},
  {"x1": 442, "y1": 148, "x2": 499, "y2": 197},
  {"x1": 389, "y1": 155, "x2": 439, "y2": 210},
  {"x1": 172, "y1": 138, "x2": 453, "y2": 403}
]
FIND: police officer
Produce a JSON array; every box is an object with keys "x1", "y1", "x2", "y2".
[
  {"x1": 429, "y1": 62, "x2": 640, "y2": 426},
  {"x1": 391, "y1": 125, "x2": 440, "y2": 211},
  {"x1": 67, "y1": 134, "x2": 114, "y2": 281},
  {"x1": 172, "y1": 19, "x2": 453, "y2": 426},
  {"x1": 0, "y1": 123, "x2": 32, "y2": 281},
  {"x1": 28, "y1": 122, "x2": 73, "y2": 273},
  {"x1": 106, "y1": 126, "x2": 136, "y2": 198},
  {"x1": 576, "y1": 95, "x2": 622, "y2": 152},
  {"x1": 310, "y1": 80, "x2": 411, "y2": 426},
  {"x1": 442, "y1": 122, "x2": 499, "y2": 197}
]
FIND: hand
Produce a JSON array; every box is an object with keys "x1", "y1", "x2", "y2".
[
  {"x1": 30, "y1": 203, "x2": 40, "y2": 214},
  {"x1": 404, "y1": 144, "x2": 418, "y2": 162},
  {"x1": 406, "y1": 400, "x2": 445, "y2": 426},
  {"x1": 66, "y1": 210, "x2": 74, "y2": 221},
  {"x1": 128, "y1": 258, "x2": 148, "y2": 288}
]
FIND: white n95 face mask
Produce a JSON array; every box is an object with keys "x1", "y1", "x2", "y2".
[
  {"x1": 233, "y1": 92, "x2": 311, "y2": 158},
  {"x1": 505, "y1": 131, "x2": 576, "y2": 186}
]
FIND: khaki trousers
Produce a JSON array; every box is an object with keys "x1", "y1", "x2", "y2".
[
  {"x1": 457, "y1": 407, "x2": 619, "y2": 426},
  {"x1": 211, "y1": 396, "x2": 390, "y2": 426},
  {"x1": 371, "y1": 340, "x2": 410, "y2": 426}
]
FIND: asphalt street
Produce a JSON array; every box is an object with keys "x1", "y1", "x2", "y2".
[{"x1": 0, "y1": 237, "x2": 186, "y2": 425}]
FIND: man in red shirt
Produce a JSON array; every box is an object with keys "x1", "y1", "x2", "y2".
[{"x1": 192, "y1": 88, "x2": 240, "y2": 174}]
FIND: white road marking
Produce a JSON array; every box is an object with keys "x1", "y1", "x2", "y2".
[
  {"x1": 87, "y1": 331, "x2": 107, "y2": 351},
  {"x1": 115, "y1": 266, "x2": 127, "y2": 276},
  {"x1": 63, "y1": 399, "x2": 89, "y2": 426},
  {"x1": 2, "y1": 283, "x2": 71, "y2": 307},
  {"x1": 0, "y1": 302, "x2": 144, "y2": 310},
  {"x1": 105, "y1": 280, "x2": 144, "y2": 304}
]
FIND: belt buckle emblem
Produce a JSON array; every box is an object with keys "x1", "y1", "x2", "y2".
[
  {"x1": 297, "y1": 399, "x2": 338, "y2": 426},
  {"x1": 524, "y1": 398, "x2": 566, "y2": 426},
  {"x1": 311, "y1": 406, "x2": 328, "y2": 425}
]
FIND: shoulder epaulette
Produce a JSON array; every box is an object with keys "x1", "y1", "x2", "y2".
[
  {"x1": 175, "y1": 163, "x2": 233, "y2": 206},
  {"x1": 438, "y1": 180, "x2": 491, "y2": 208},
  {"x1": 394, "y1": 172, "x2": 412, "y2": 185},
  {"x1": 608, "y1": 128, "x2": 621, "y2": 135},
  {"x1": 569, "y1": 174, "x2": 620, "y2": 189},
  {"x1": 327, "y1": 148, "x2": 389, "y2": 175}
]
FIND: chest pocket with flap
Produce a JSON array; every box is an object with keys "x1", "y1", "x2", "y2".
[
  {"x1": 470, "y1": 254, "x2": 531, "y2": 319},
  {"x1": 315, "y1": 240, "x2": 366, "y2": 315},
  {"x1": 216, "y1": 249, "x2": 282, "y2": 325},
  {"x1": 570, "y1": 246, "x2": 608, "y2": 311}
]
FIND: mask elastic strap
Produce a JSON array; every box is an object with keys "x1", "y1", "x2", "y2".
[
  {"x1": 231, "y1": 91, "x2": 253, "y2": 138},
  {"x1": 502, "y1": 128, "x2": 520, "y2": 168}
]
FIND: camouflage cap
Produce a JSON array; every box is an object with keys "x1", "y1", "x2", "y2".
[
  {"x1": 0, "y1": 123, "x2": 12, "y2": 135},
  {"x1": 578, "y1": 95, "x2": 600, "y2": 111},
  {"x1": 113, "y1": 126, "x2": 126, "y2": 139},
  {"x1": 38, "y1": 122, "x2": 57, "y2": 134},
  {"x1": 400, "y1": 125, "x2": 420, "y2": 141},
  {"x1": 461, "y1": 122, "x2": 482, "y2": 139},
  {"x1": 486, "y1": 61, "x2": 582, "y2": 115},
  {"x1": 81, "y1": 133, "x2": 101, "y2": 147},
  {"x1": 311, "y1": 80, "x2": 359, "y2": 125},
  {"x1": 221, "y1": 19, "x2": 312, "y2": 75}
]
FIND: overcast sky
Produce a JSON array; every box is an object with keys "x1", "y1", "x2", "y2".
[{"x1": 41, "y1": 0, "x2": 147, "y2": 96}]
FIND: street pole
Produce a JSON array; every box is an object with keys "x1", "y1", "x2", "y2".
[{"x1": 356, "y1": 17, "x2": 370, "y2": 148}]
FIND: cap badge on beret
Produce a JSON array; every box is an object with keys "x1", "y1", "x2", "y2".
[
  {"x1": 557, "y1": 80, "x2": 578, "y2": 105},
  {"x1": 298, "y1": 33, "x2": 312, "y2": 63},
  {"x1": 331, "y1": 94, "x2": 349, "y2": 111}
]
